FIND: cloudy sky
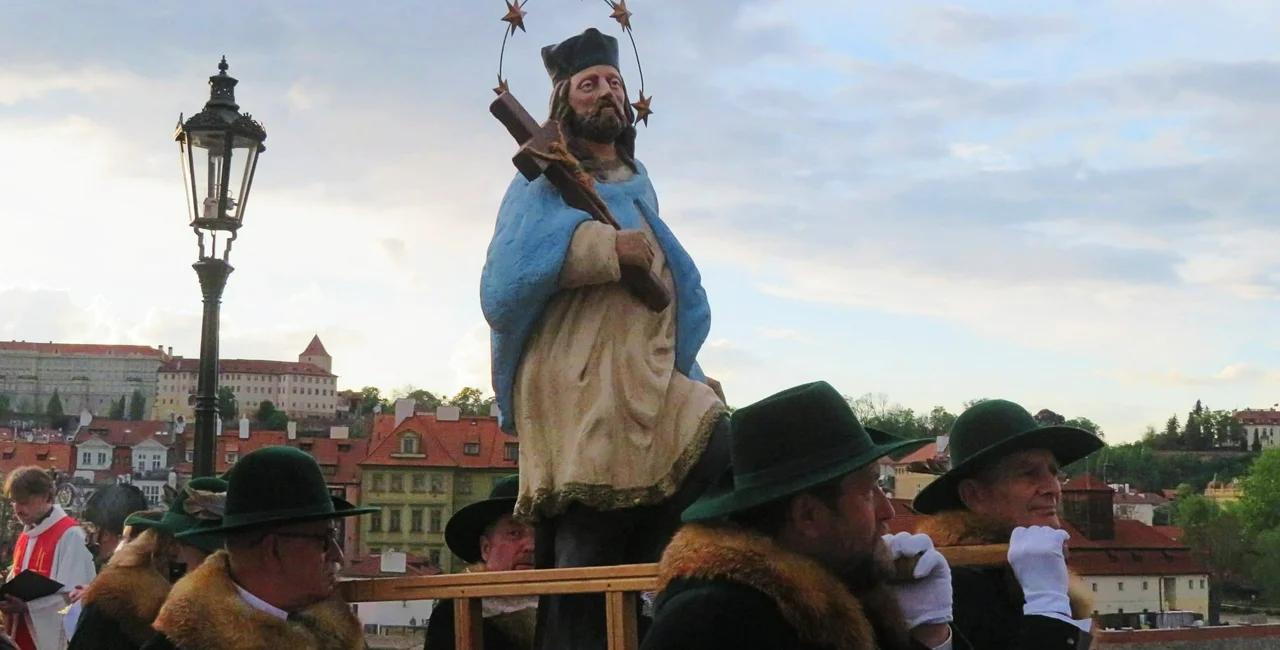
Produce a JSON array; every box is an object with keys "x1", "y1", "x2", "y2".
[{"x1": 2, "y1": 1, "x2": 1277, "y2": 442}]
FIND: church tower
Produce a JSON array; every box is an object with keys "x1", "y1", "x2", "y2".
[{"x1": 299, "y1": 335, "x2": 332, "y2": 373}]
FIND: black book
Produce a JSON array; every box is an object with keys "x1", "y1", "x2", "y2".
[{"x1": 0, "y1": 570, "x2": 64, "y2": 602}]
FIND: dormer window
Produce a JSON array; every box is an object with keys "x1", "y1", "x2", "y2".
[{"x1": 400, "y1": 434, "x2": 420, "y2": 455}]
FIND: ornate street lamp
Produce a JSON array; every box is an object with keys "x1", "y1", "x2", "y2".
[{"x1": 176, "y1": 57, "x2": 266, "y2": 478}]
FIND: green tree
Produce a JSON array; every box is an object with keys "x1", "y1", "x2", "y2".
[
  {"x1": 446, "y1": 387, "x2": 495, "y2": 416},
  {"x1": 128, "y1": 389, "x2": 146, "y2": 421},
  {"x1": 1254, "y1": 430, "x2": 1264, "y2": 452},
  {"x1": 1174, "y1": 495, "x2": 1249, "y2": 623},
  {"x1": 359, "y1": 386, "x2": 391, "y2": 416},
  {"x1": 921, "y1": 406, "x2": 957, "y2": 437},
  {"x1": 46, "y1": 390, "x2": 64, "y2": 420},
  {"x1": 1160, "y1": 414, "x2": 1181, "y2": 450},
  {"x1": 1063, "y1": 417, "x2": 1101, "y2": 436},
  {"x1": 1034, "y1": 409, "x2": 1066, "y2": 426},
  {"x1": 256, "y1": 400, "x2": 278, "y2": 423},
  {"x1": 108, "y1": 396, "x2": 126, "y2": 420},
  {"x1": 394, "y1": 386, "x2": 443, "y2": 411},
  {"x1": 1185, "y1": 400, "x2": 1207, "y2": 451},
  {"x1": 216, "y1": 386, "x2": 238, "y2": 423},
  {"x1": 1237, "y1": 448, "x2": 1280, "y2": 533},
  {"x1": 0, "y1": 394, "x2": 8, "y2": 419},
  {"x1": 265, "y1": 411, "x2": 290, "y2": 431}
]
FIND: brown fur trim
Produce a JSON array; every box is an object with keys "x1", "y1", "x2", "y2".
[
  {"x1": 152, "y1": 551, "x2": 364, "y2": 650},
  {"x1": 657, "y1": 524, "x2": 914, "y2": 650},
  {"x1": 913, "y1": 509, "x2": 1095, "y2": 619},
  {"x1": 80, "y1": 535, "x2": 171, "y2": 645}
]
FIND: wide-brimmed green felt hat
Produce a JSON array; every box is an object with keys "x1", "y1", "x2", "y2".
[
  {"x1": 681, "y1": 381, "x2": 930, "y2": 522},
  {"x1": 912, "y1": 399, "x2": 1105, "y2": 515},
  {"x1": 444, "y1": 474, "x2": 520, "y2": 564},
  {"x1": 179, "y1": 446, "x2": 377, "y2": 537},
  {"x1": 126, "y1": 477, "x2": 228, "y2": 552}
]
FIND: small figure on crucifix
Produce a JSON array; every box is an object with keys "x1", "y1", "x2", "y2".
[{"x1": 481, "y1": 27, "x2": 730, "y2": 650}]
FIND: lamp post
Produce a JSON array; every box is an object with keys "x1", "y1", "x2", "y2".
[{"x1": 176, "y1": 57, "x2": 266, "y2": 478}]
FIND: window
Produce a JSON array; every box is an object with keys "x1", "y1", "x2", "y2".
[
  {"x1": 463, "y1": 443, "x2": 480, "y2": 456},
  {"x1": 400, "y1": 434, "x2": 420, "y2": 455},
  {"x1": 1142, "y1": 581, "x2": 1148, "y2": 591},
  {"x1": 1189, "y1": 580, "x2": 1194, "y2": 589},
  {"x1": 97, "y1": 452, "x2": 108, "y2": 465},
  {"x1": 389, "y1": 509, "x2": 402, "y2": 532},
  {"x1": 372, "y1": 474, "x2": 384, "y2": 492},
  {"x1": 185, "y1": 450, "x2": 193, "y2": 462},
  {"x1": 457, "y1": 474, "x2": 472, "y2": 495},
  {"x1": 411, "y1": 509, "x2": 424, "y2": 533},
  {"x1": 369, "y1": 510, "x2": 382, "y2": 532},
  {"x1": 1200, "y1": 579, "x2": 1206, "y2": 589},
  {"x1": 1118, "y1": 582, "x2": 1124, "y2": 592},
  {"x1": 80, "y1": 452, "x2": 90, "y2": 466},
  {"x1": 390, "y1": 474, "x2": 403, "y2": 492},
  {"x1": 430, "y1": 475, "x2": 444, "y2": 494},
  {"x1": 412, "y1": 473, "x2": 426, "y2": 492},
  {"x1": 429, "y1": 508, "x2": 443, "y2": 533},
  {"x1": 503, "y1": 443, "x2": 518, "y2": 462},
  {"x1": 226, "y1": 452, "x2": 238, "y2": 464},
  {"x1": 1091, "y1": 583, "x2": 1097, "y2": 592},
  {"x1": 428, "y1": 548, "x2": 441, "y2": 567}
]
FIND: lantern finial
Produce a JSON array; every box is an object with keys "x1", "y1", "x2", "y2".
[{"x1": 218, "y1": 56, "x2": 228, "y2": 74}]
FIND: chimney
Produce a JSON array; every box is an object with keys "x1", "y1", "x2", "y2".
[
  {"x1": 287, "y1": 421, "x2": 297, "y2": 440},
  {"x1": 167, "y1": 346, "x2": 173, "y2": 357},
  {"x1": 489, "y1": 402, "x2": 500, "y2": 418},
  {"x1": 239, "y1": 418, "x2": 250, "y2": 440},
  {"x1": 380, "y1": 550, "x2": 408, "y2": 574},
  {"x1": 436, "y1": 405, "x2": 461, "y2": 422},
  {"x1": 329, "y1": 426, "x2": 349, "y2": 440},
  {"x1": 394, "y1": 398, "x2": 416, "y2": 428},
  {"x1": 216, "y1": 417, "x2": 223, "y2": 437},
  {"x1": 935, "y1": 435, "x2": 949, "y2": 456}
]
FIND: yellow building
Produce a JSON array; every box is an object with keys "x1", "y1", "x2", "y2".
[
  {"x1": 888, "y1": 439, "x2": 946, "y2": 500},
  {"x1": 1204, "y1": 479, "x2": 1242, "y2": 503},
  {"x1": 357, "y1": 406, "x2": 519, "y2": 573}
]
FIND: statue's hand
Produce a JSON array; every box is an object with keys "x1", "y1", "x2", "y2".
[
  {"x1": 705, "y1": 376, "x2": 726, "y2": 403},
  {"x1": 616, "y1": 229, "x2": 655, "y2": 272}
]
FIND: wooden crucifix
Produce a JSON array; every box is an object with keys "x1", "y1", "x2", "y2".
[{"x1": 490, "y1": 91, "x2": 671, "y2": 312}]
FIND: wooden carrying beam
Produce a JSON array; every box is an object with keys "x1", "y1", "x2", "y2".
[{"x1": 338, "y1": 544, "x2": 1010, "y2": 650}]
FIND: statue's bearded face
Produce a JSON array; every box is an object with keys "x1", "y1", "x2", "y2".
[{"x1": 566, "y1": 65, "x2": 628, "y2": 143}]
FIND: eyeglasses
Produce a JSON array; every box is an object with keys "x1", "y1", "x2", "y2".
[{"x1": 273, "y1": 531, "x2": 338, "y2": 553}]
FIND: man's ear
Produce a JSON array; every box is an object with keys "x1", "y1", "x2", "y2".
[
  {"x1": 476, "y1": 535, "x2": 490, "y2": 566},
  {"x1": 786, "y1": 493, "x2": 831, "y2": 541},
  {"x1": 957, "y1": 478, "x2": 984, "y2": 513}
]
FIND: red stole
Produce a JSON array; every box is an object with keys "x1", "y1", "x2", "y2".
[{"x1": 7, "y1": 515, "x2": 76, "y2": 650}]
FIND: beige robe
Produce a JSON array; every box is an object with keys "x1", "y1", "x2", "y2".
[{"x1": 513, "y1": 217, "x2": 724, "y2": 522}]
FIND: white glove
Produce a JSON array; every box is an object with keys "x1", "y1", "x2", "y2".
[
  {"x1": 883, "y1": 532, "x2": 953, "y2": 629},
  {"x1": 1008, "y1": 526, "x2": 1091, "y2": 632}
]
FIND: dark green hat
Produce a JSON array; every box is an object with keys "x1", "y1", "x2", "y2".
[
  {"x1": 444, "y1": 475, "x2": 520, "y2": 564},
  {"x1": 912, "y1": 399, "x2": 1106, "y2": 515},
  {"x1": 179, "y1": 446, "x2": 377, "y2": 537},
  {"x1": 542, "y1": 28, "x2": 620, "y2": 84},
  {"x1": 681, "y1": 381, "x2": 930, "y2": 522},
  {"x1": 125, "y1": 477, "x2": 228, "y2": 552}
]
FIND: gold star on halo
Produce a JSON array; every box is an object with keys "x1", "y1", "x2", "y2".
[
  {"x1": 631, "y1": 90, "x2": 653, "y2": 126},
  {"x1": 608, "y1": 0, "x2": 633, "y2": 31},
  {"x1": 494, "y1": 75, "x2": 510, "y2": 96},
  {"x1": 502, "y1": 0, "x2": 528, "y2": 35}
]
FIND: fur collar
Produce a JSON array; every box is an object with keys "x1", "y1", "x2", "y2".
[
  {"x1": 912, "y1": 510, "x2": 1094, "y2": 619},
  {"x1": 80, "y1": 532, "x2": 172, "y2": 644},
  {"x1": 152, "y1": 551, "x2": 364, "y2": 650},
  {"x1": 657, "y1": 524, "x2": 914, "y2": 650}
]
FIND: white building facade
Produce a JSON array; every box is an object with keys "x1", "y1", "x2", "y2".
[{"x1": 0, "y1": 342, "x2": 170, "y2": 417}]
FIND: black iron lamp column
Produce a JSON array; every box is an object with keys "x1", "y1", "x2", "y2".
[{"x1": 176, "y1": 57, "x2": 266, "y2": 478}]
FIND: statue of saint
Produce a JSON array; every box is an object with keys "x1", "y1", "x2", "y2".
[{"x1": 480, "y1": 27, "x2": 731, "y2": 650}]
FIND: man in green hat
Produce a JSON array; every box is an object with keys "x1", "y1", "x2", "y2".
[
  {"x1": 641, "y1": 381, "x2": 958, "y2": 650},
  {"x1": 139, "y1": 446, "x2": 376, "y2": 650},
  {"x1": 68, "y1": 477, "x2": 228, "y2": 650},
  {"x1": 425, "y1": 475, "x2": 536, "y2": 650},
  {"x1": 912, "y1": 399, "x2": 1105, "y2": 650}
]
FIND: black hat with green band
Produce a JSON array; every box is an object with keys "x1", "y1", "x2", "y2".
[
  {"x1": 125, "y1": 477, "x2": 228, "y2": 552},
  {"x1": 681, "y1": 381, "x2": 930, "y2": 522}
]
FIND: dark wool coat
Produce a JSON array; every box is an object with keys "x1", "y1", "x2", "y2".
[
  {"x1": 67, "y1": 541, "x2": 172, "y2": 650},
  {"x1": 913, "y1": 511, "x2": 1095, "y2": 650},
  {"x1": 137, "y1": 552, "x2": 365, "y2": 650},
  {"x1": 423, "y1": 599, "x2": 534, "y2": 650},
  {"x1": 641, "y1": 523, "x2": 943, "y2": 650}
]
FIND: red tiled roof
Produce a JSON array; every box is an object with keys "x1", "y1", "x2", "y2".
[
  {"x1": 360, "y1": 414, "x2": 518, "y2": 471},
  {"x1": 0, "y1": 342, "x2": 165, "y2": 358},
  {"x1": 1152, "y1": 526, "x2": 1185, "y2": 542},
  {"x1": 291, "y1": 437, "x2": 368, "y2": 485},
  {"x1": 1114, "y1": 491, "x2": 1168, "y2": 505},
  {"x1": 73, "y1": 420, "x2": 173, "y2": 447},
  {"x1": 301, "y1": 335, "x2": 329, "y2": 357},
  {"x1": 173, "y1": 432, "x2": 289, "y2": 475},
  {"x1": 0, "y1": 441, "x2": 75, "y2": 476},
  {"x1": 1236, "y1": 410, "x2": 1280, "y2": 426},
  {"x1": 339, "y1": 553, "x2": 440, "y2": 578},
  {"x1": 370, "y1": 414, "x2": 397, "y2": 445},
  {"x1": 159, "y1": 357, "x2": 334, "y2": 378},
  {"x1": 1062, "y1": 473, "x2": 1114, "y2": 492},
  {"x1": 895, "y1": 442, "x2": 940, "y2": 465}
]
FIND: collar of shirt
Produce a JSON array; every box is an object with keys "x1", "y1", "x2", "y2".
[
  {"x1": 234, "y1": 583, "x2": 290, "y2": 621},
  {"x1": 24, "y1": 505, "x2": 67, "y2": 537}
]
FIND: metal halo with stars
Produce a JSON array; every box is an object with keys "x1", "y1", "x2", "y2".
[{"x1": 494, "y1": 0, "x2": 654, "y2": 126}]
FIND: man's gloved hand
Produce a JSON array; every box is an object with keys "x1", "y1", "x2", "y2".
[
  {"x1": 883, "y1": 532, "x2": 953, "y2": 629},
  {"x1": 1008, "y1": 526, "x2": 1090, "y2": 631}
]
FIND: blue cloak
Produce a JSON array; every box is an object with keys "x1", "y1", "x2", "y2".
[{"x1": 480, "y1": 161, "x2": 711, "y2": 434}]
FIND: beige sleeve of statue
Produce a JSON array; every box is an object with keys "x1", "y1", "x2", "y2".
[{"x1": 559, "y1": 221, "x2": 622, "y2": 289}]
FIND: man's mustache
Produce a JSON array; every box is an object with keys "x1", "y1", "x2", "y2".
[{"x1": 591, "y1": 96, "x2": 623, "y2": 116}]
